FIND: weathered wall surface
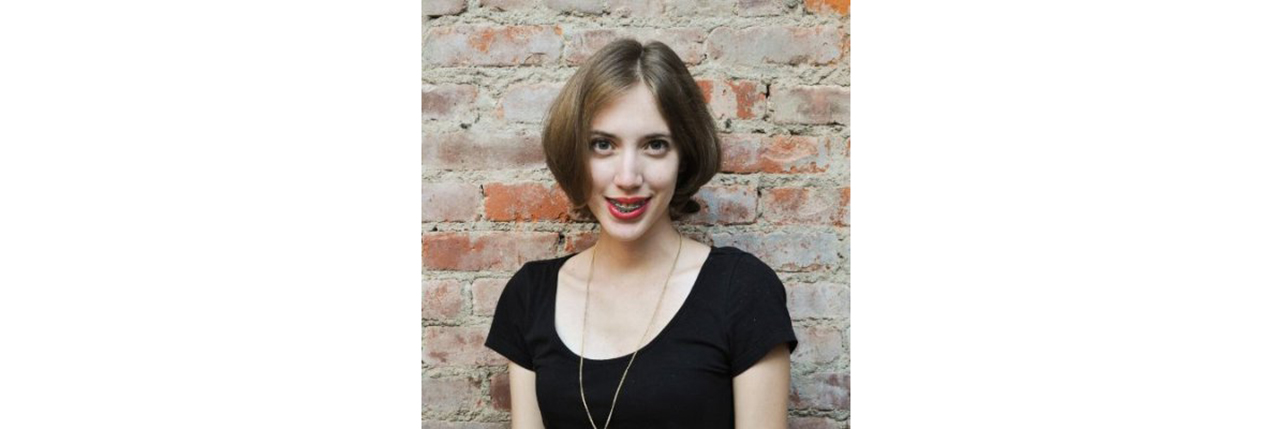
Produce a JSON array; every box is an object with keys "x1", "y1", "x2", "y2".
[{"x1": 424, "y1": 0, "x2": 849, "y2": 427}]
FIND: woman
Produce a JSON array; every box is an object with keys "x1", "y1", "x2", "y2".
[{"x1": 484, "y1": 39, "x2": 798, "y2": 429}]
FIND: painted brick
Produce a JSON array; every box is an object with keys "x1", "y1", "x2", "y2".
[
  {"x1": 544, "y1": 0, "x2": 605, "y2": 14},
  {"x1": 482, "y1": 182, "x2": 571, "y2": 222},
  {"x1": 720, "y1": 134, "x2": 832, "y2": 174},
  {"x1": 792, "y1": 324, "x2": 845, "y2": 365},
  {"x1": 609, "y1": 0, "x2": 663, "y2": 16},
  {"x1": 790, "y1": 372, "x2": 849, "y2": 410},
  {"x1": 789, "y1": 416, "x2": 845, "y2": 429},
  {"x1": 424, "y1": 25, "x2": 562, "y2": 67},
  {"x1": 423, "y1": 279, "x2": 464, "y2": 320},
  {"x1": 739, "y1": 0, "x2": 786, "y2": 16},
  {"x1": 478, "y1": 0, "x2": 537, "y2": 11},
  {"x1": 422, "y1": 232, "x2": 559, "y2": 271},
  {"x1": 760, "y1": 187, "x2": 841, "y2": 225},
  {"x1": 422, "y1": 421, "x2": 506, "y2": 429},
  {"x1": 771, "y1": 86, "x2": 850, "y2": 125},
  {"x1": 422, "y1": 84, "x2": 478, "y2": 122},
  {"x1": 696, "y1": 79, "x2": 767, "y2": 120},
  {"x1": 423, "y1": 132, "x2": 545, "y2": 171},
  {"x1": 422, "y1": 182, "x2": 482, "y2": 222},
  {"x1": 490, "y1": 372, "x2": 511, "y2": 411},
  {"x1": 422, "y1": 374, "x2": 483, "y2": 414},
  {"x1": 683, "y1": 184, "x2": 758, "y2": 225},
  {"x1": 804, "y1": 0, "x2": 849, "y2": 15},
  {"x1": 424, "y1": 0, "x2": 467, "y2": 16},
  {"x1": 471, "y1": 277, "x2": 511, "y2": 317},
  {"x1": 563, "y1": 28, "x2": 706, "y2": 65},
  {"x1": 706, "y1": 26, "x2": 843, "y2": 65},
  {"x1": 837, "y1": 187, "x2": 850, "y2": 226},
  {"x1": 423, "y1": 326, "x2": 505, "y2": 367},
  {"x1": 664, "y1": 0, "x2": 734, "y2": 16},
  {"x1": 497, "y1": 82, "x2": 564, "y2": 124},
  {"x1": 711, "y1": 231, "x2": 839, "y2": 272},
  {"x1": 788, "y1": 281, "x2": 850, "y2": 319}
]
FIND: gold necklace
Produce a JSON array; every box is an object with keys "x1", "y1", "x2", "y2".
[{"x1": 578, "y1": 234, "x2": 683, "y2": 429}]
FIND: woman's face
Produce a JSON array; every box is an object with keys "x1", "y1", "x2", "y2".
[{"x1": 585, "y1": 84, "x2": 680, "y2": 242}]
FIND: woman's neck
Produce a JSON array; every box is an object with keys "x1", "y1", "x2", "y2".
[{"x1": 590, "y1": 217, "x2": 683, "y2": 278}]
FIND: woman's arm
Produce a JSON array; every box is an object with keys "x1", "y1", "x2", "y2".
[
  {"x1": 508, "y1": 362, "x2": 545, "y2": 429},
  {"x1": 732, "y1": 345, "x2": 792, "y2": 429}
]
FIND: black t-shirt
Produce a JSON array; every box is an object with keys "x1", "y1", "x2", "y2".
[{"x1": 484, "y1": 245, "x2": 798, "y2": 428}]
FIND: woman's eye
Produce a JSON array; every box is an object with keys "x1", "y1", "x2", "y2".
[
  {"x1": 589, "y1": 140, "x2": 612, "y2": 151},
  {"x1": 647, "y1": 140, "x2": 670, "y2": 152}
]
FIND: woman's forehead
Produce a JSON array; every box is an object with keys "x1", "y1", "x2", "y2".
[{"x1": 590, "y1": 85, "x2": 670, "y2": 137}]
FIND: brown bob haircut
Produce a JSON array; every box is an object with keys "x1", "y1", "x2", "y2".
[{"x1": 541, "y1": 39, "x2": 721, "y2": 222}]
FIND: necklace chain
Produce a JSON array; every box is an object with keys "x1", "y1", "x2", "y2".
[{"x1": 578, "y1": 234, "x2": 683, "y2": 429}]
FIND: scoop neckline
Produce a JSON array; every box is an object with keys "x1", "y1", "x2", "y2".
[{"x1": 549, "y1": 245, "x2": 722, "y2": 363}]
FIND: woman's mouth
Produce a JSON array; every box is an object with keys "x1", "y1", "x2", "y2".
[{"x1": 606, "y1": 197, "x2": 650, "y2": 220}]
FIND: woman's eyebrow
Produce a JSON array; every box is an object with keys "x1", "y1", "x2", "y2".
[{"x1": 589, "y1": 130, "x2": 671, "y2": 140}]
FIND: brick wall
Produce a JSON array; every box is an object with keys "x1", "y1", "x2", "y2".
[{"x1": 423, "y1": 0, "x2": 849, "y2": 427}]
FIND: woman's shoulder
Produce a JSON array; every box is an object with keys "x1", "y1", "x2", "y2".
[
  {"x1": 706, "y1": 245, "x2": 785, "y2": 293},
  {"x1": 709, "y1": 245, "x2": 777, "y2": 273}
]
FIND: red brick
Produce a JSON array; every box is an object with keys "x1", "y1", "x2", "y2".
[
  {"x1": 423, "y1": 326, "x2": 505, "y2": 367},
  {"x1": 760, "y1": 187, "x2": 841, "y2": 225},
  {"x1": 696, "y1": 79, "x2": 767, "y2": 120},
  {"x1": 423, "y1": 182, "x2": 482, "y2": 222},
  {"x1": 482, "y1": 182, "x2": 571, "y2": 222},
  {"x1": 706, "y1": 26, "x2": 843, "y2": 65},
  {"x1": 792, "y1": 325, "x2": 845, "y2": 365},
  {"x1": 739, "y1": 0, "x2": 786, "y2": 16},
  {"x1": 760, "y1": 136, "x2": 835, "y2": 173},
  {"x1": 721, "y1": 134, "x2": 832, "y2": 174},
  {"x1": 423, "y1": 25, "x2": 562, "y2": 67},
  {"x1": 609, "y1": 0, "x2": 663, "y2": 17},
  {"x1": 422, "y1": 279, "x2": 463, "y2": 320},
  {"x1": 563, "y1": 231, "x2": 598, "y2": 254},
  {"x1": 422, "y1": 374, "x2": 482, "y2": 414},
  {"x1": 788, "y1": 281, "x2": 849, "y2": 319},
  {"x1": 804, "y1": 0, "x2": 849, "y2": 15},
  {"x1": 790, "y1": 372, "x2": 849, "y2": 410},
  {"x1": 563, "y1": 28, "x2": 706, "y2": 65},
  {"x1": 544, "y1": 0, "x2": 604, "y2": 14},
  {"x1": 789, "y1": 416, "x2": 845, "y2": 429},
  {"x1": 424, "y1": 0, "x2": 467, "y2": 16},
  {"x1": 490, "y1": 372, "x2": 511, "y2": 411},
  {"x1": 422, "y1": 84, "x2": 478, "y2": 122},
  {"x1": 423, "y1": 132, "x2": 545, "y2": 171},
  {"x1": 711, "y1": 231, "x2": 840, "y2": 272},
  {"x1": 496, "y1": 82, "x2": 563, "y2": 124},
  {"x1": 472, "y1": 277, "x2": 512, "y2": 317},
  {"x1": 682, "y1": 184, "x2": 758, "y2": 225},
  {"x1": 771, "y1": 86, "x2": 850, "y2": 125},
  {"x1": 422, "y1": 232, "x2": 559, "y2": 271}
]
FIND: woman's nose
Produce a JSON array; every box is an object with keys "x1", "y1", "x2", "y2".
[{"x1": 613, "y1": 150, "x2": 643, "y2": 188}]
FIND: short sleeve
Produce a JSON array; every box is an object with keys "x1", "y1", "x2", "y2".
[
  {"x1": 726, "y1": 253, "x2": 799, "y2": 377},
  {"x1": 483, "y1": 263, "x2": 537, "y2": 371}
]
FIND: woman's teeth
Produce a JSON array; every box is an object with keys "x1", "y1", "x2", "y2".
[{"x1": 612, "y1": 200, "x2": 645, "y2": 212}]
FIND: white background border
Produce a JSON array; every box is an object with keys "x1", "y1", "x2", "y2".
[{"x1": 2, "y1": 0, "x2": 1272, "y2": 428}]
